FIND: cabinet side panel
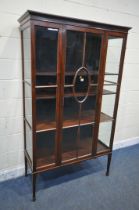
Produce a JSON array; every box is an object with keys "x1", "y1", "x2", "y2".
[
  {"x1": 97, "y1": 34, "x2": 127, "y2": 154},
  {"x1": 22, "y1": 27, "x2": 33, "y2": 161}
]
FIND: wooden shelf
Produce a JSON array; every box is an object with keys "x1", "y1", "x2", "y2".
[
  {"x1": 36, "y1": 72, "x2": 57, "y2": 76},
  {"x1": 36, "y1": 89, "x2": 116, "y2": 100},
  {"x1": 103, "y1": 89, "x2": 116, "y2": 95},
  {"x1": 36, "y1": 71, "x2": 118, "y2": 76},
  {"x1": 100, "y1": 112, "x2": 113, "y2": 122},
  {"x1": 104, "y1": 80, "x2": 118, "y2": 86},
  {"x1": 36, "y1": 139, "x2": 110, "y2": 168},
  {"x1": 36, "y1": 148, "x2": 55, "y2": 168},
  {"x1": 36, "y1": 121, "x2": 56, "y2": 133},
  {"x1": 97, "y1": 140, "x2": 110, "y2": 153},
  {"x1": 105, "y1": 72, "x2": 118, "y2": 75},
  {"x1": 63, "y1": 110, "x2": 96, "y2": 128},
  {"x1": 36, "y1": 89, "x2": 97, "y2": 100},
  {"x1": 36, "y1": 110, "x2": 113, "y2": 132},
  {"x1": 36, "y1": 71, "x2": 97, "y2": 76}
]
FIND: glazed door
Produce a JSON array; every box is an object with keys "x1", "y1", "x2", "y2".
[
  {"x1": 61, "y1": 27, "x2": 103, "y2": 163},
  {"x1": 34, "y1": 23, "x2": 61, "y2": 169}
]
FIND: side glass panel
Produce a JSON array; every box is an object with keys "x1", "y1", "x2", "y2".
[
  {"x1": 62, "y1": 30, "x2": 102, "y2": 162},
  {"x1": 23, "y1": 28, "x2": 32, "y2": 161},
  {"x1": 105, "y1": 37, "x2": 123, "y2": 74},
  {"x1": 23, "y1": 28, "x2": 31, "y2": 85},
  {"x1": 97, "y1": 36, "x2": 123, "y2": 154},
  {"x1": 35, "y1": 26, "x2": 59, "y2": 167},
  {"x1": 25, "y1": 122, "x2": 32, "y2": 160},
  {"x1": 25, "y1": 83, "x2": 32, "y2": 126}
]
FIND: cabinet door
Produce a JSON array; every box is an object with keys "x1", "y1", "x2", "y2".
[
  {"x1": 34, "y1": 24, "x2": 60, "y2": 168},
  {"x1": 62, "y1": 28, "x2": 103, "y2": 162}
]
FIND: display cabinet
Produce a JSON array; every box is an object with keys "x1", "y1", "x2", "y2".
[{"x1": 18, "y1": 10, "x2": 131, "y2": 201}]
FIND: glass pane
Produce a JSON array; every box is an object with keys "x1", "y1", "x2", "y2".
[
  {"x1": 101, "y1": 94, "x2": 116, "y2": 118},
  {"x1": 103, "y1": 86, "x2": 117, "y2": 95},
  {"x1": 100, "y1": 37, "x2": 124, "y2": 118},
  {"x1": 104, "y1": 75, "x2": 118, "y2": 84},
  {"x1": 25, "y1": 83, "x2": 32, "y2": 126},
  {"x1": 36, "y1": 88, "x2": 56, "y2": 132},
  {"x1": 36, "y1": 87, "x2": 56, "y2": 99},
  {"x1": 105, "y1": 37, "x2": 123, "y2": 74},
  {"x1": 23, "y1": 27, "x2": 32, "y2": 161},
  {"x1": 66, "y1": 30, "x2": 84, "y2": 75},
  {"x1": 36, "y1": 75, "x2": 57, "y2": 86},
  {"x1": 97, "y1": 122, "x2": 112, "y2": 153},
  {"x1": 36, "y1": 26, "x2": 58, "y2": 73},
  {"x1": 62, "y1": 86, "x2": 96, "y2": 161},
  {"x1": 23, "y1": 28, "x2": 31, "y2": 84},
  {"x1": 25, "y1": 122, "x2": 32, "y2": 161},
  {"x1": 63, "y1": 94, "x2": 96, "y2": 127},
  {"x1": 85, "y1": 33, "x2": 102, "y2": 75},
  {"x1": 63, "y1": 96, "x2": 78, "y2": 124},
  {"x1": 62, "y1": 127, "x2": 77, "y2": 161},
  {"x1": 62, "y1": 125, "x2": 93, "y2": 162},
  {"x1": 103, "y1": 75, "x2": 118, "y2": 95},
  {"x1": 78, "y1": 125, "x2": 93, "y2": 157},
  {"x1": 36, "y1": 131, "x2": 55, "y2": 167},
  {"x1": 81, "y1": 95, "x2": 96, "y2": 116},
  {"x1": 35, "y1": 26, "x2": 58, "y2": 85},
  {"x1": 65, "y1": 31, "x2": 102, "y2": 85},
  {"x1": 23, "y1": 27, "x2": 32, "y2": 127}
]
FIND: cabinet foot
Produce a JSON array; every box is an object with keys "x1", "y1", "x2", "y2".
[
  {"x1": 32, "y1": 173, "x2": 37, "y2": 201},
  {"x1": 25, "y1": 156, "x2": 28, "y2": 177},
  {"x1": 106, "y1": 153, "x2": 112, "y2": 176}
]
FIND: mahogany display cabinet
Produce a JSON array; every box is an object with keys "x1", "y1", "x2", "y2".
[{"x1": 18, "y1": 10, "x2": 131, "y2": 201}]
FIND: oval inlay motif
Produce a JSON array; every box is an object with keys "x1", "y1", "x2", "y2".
[{"x1": 73, "y1": 67, "x2": 90, "y2": 103}]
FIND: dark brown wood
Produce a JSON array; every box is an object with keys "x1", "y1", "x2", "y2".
[
  {"x1": 82, "y1": 32, "x2": 86, "y2": 66},
  {"x1": 25, "y1": 156, "x2": 28, "y2": 176},
  {"x1": 55, "y1": 25, "x2": 64, "y2": 166},
  {"x1": 36, "y1": 139, "x2": 109, "y2": 169},
  {"x1": 18, "y1": 10, "x2": 131, "y2": 33},
  {"x1": 31, "y1": 23, "x2": 37, "y2": 173},
  {"x1": 72, "y1": 67, "x2": 91, "y2": 103},
  {"x1": 18, "y1": 10, "x2": 130, "y2": 201},
  {"x1": 32, "y1": 173, "x2": 37, "y2": 201},
  {"x1": 92, "y1": 32, "x2": 108, "y2": 156},
  {"x1": 106, "y1": 153, "x2": 112, "y2": 176},
  {"x1": 25, "y1": 150, "x2": 33, "y2": 171}
]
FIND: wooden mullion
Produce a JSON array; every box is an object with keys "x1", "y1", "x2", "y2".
[
  {"x1": 55, "y1": 26, "x2": 66, "y2": 165},
  {"x1": 31, "y1": 22, "x2": 37, "y2": 172},
  {"x1": 92, "y1": 32, "x2": 108, "y2": 155},
  {"x1": 82, "y1": 32, "x2": 86, "y2": 66}
]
